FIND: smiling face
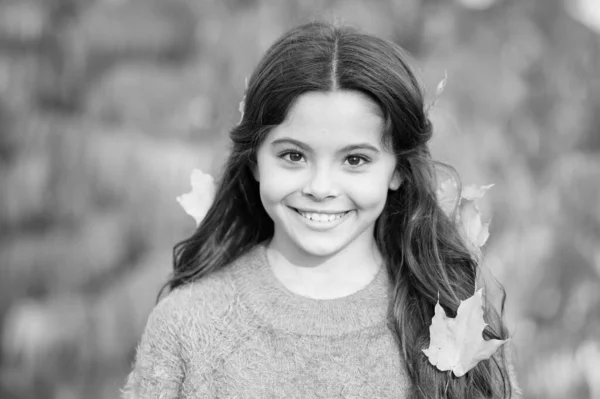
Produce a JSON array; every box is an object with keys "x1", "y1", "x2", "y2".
[{"x1": 253, "y1": 90, "x2": 401, "y2": 261}]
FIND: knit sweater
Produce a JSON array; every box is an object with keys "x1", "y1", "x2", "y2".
[{"x1": 121, "y1": 242, "x2": 410, "y2": 398}]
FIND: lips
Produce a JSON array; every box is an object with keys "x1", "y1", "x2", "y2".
[{"x1": 288, "y1": 207, "x2": 351, "y2": 223}]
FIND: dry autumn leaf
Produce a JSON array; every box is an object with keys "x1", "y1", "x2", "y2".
[
  {"x1": 428, "y1": 70, "x2": 448, "y2": 112},
  {"x1": 422, "y1": 289, "x2": 509, "y2": 377},
  {"x1": 436, "y1": 180, "x2": 493, "y2": 255},
  {"x1": 461, "y1": 183, "x2": 494, "y2": 201},
  {"x1": 237, "y1": 76, "x2": 249, "y2": 125},
  {"x1": 176, "y1": 169, "x2": 216, "y2": 226},
  {"x1": 459, "y1": 199, "x2": 491, "y2": 250},
  {"x1": 436, "y1": 177, "x2": 459, "y2": 216}
]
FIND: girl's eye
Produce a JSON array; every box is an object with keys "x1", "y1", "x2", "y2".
[
  {"x1": 345, "y1": 155, "x2": 369, "y2": 167},
  {"x1": 281, "y1": 151, "x2": 304, "y2": 163}
]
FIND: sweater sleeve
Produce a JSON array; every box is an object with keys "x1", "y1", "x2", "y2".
[{"x1": 121, "y1": 293, "x2": 185, "y2": 399}]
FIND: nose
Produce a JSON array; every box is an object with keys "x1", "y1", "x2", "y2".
[{"x1": 302, "y1": 165, "x2": 338, "y2": 200}]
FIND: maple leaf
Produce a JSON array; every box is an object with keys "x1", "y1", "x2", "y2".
[
  {"x1": 436, "y1": 178, "x2": 459, "y2": 216},
  {"x1": 435, "y1": 70, "x2": 448, "y2": 98},
  {"x1": 461, "y1": 183, "x2": 494, "y2": 201},
  {"x1": 237, "y1": 77, "x2": 248, "y2": 125},
  {"x1": 422, "y1": 289, "x2": 509, "y2": 377},
  {"x1": 176, "y1": 169, "x2": 216, "y2": 226},
  {"x1": 436, "y1": 180, "x2": 493, "y2": 254},
  {"x1": 459, "y1": 199, "x2": 490, "y2": 250},
  {"x1": 427, "y1": 70, "x2": 448, "y2": 112}
]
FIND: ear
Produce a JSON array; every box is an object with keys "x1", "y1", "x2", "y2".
[{"x1": 388, "y1": 170, "x2": 401, "y2": 191}]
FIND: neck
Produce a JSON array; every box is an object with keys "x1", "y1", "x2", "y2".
[
  {"x1": 266, "y1": 235, "x2": 383, "y2": 299},
  {"x1": 231, "y1": 242, "x2": 392, "y2": 335}
]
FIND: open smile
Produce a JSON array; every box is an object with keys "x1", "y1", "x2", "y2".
[{"x1": 287, "y1": 206, "x2": 353, "y2": 227}]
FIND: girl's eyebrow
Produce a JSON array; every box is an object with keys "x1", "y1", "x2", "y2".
[{"x1": 270, "y1": 137, "x2": 381, "y2": 153}]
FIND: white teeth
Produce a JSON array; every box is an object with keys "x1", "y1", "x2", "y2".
[{"x1": 298, "y1": 211, "x2": 347, "y2": 222}]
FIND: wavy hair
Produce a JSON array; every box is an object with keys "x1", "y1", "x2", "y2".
[{"x1": 159, "y1": 21, "x2": 513, "y2": 398}]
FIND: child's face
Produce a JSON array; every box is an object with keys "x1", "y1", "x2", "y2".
[{"x1": 254, "y1": 90, "x2": 401, "y2": 259}]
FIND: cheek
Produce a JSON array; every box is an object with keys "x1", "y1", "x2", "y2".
[
  {"x1": 256, "y1": 157, "x2": 298, "y2": 203},
  {"x1": 348, "y1": 177, "x2": 391, "y2": 209},
  {"x1": 260, "y1": 178, "x2": 294, "y2": 204},
  {"x1": 351, "y1": 162, "x2": 396, "y2": 201}
]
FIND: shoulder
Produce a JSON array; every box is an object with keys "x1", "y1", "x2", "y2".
[
  {"x1": 156, "y1": 266, "x2": 238, "y2": 326},
  {"x1": 147, "y1": 244, "x2": 262, "y2": 337}
]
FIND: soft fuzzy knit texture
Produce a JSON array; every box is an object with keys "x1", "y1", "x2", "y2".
[{"x1": 122, "y1": 242, "x2": 410, "y2": 398}]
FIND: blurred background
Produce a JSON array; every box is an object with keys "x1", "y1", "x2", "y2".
[{"x1": 0, "y1": 0, "x2": 598, "y2": 398}]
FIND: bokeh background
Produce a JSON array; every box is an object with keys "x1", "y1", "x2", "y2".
[{"x1": 0, "y1": 0, "x2": 599, "y2": 398}]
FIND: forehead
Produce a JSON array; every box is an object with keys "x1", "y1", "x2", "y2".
[{"x1": 268, "y1": 91, "x2": 385, "y2": 146}]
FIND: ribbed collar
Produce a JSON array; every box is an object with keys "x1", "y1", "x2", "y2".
[{"x1": 231, "y1": 242, "x2": 392, "y2": 336}]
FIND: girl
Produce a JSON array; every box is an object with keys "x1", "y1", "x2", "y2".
[{"x1": 122, "y1": 21, "x2": 516, "y2": 398}]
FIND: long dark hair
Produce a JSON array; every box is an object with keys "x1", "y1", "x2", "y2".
[{"x1": 160, "y1": 21, "x2": 513, "y2": 398}]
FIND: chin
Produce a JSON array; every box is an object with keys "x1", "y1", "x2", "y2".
[{"x1": 291, "y1": 235, "x2": 350, "y2": 259}]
